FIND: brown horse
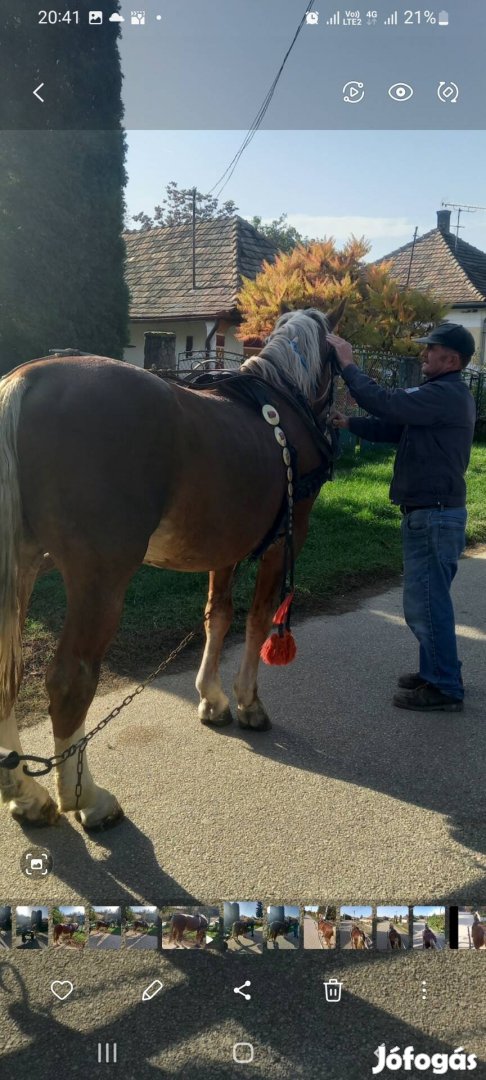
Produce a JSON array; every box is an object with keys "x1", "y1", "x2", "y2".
[
  {"x1": 53, "y1": 922, "x2": 78, "y2": 945},
  {"x1": 422, "y1": 924, "x2": 438, "y2": 949},
  {"x1": 317, "y1": 918, "x2": 335, "y2": 948},
  {"x1": 168, "y1": 912, "x2": 208, "y2": 947},
  {"x1": 471, "y1": 913, "x2": 485, "y2": 950},
  {"x1": 350, "y1": 925, "x2": 368, "y2": 949},
  {"x1": 0, "y1": 306, "x2": 341, "y2": 831},
  {"x1": 387, "y1": 924, "x2": 403, "y2": 950}
]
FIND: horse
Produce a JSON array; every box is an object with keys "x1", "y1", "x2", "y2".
[
  {"x1": 0, "y1": 305, "x2": 341, "y2": 831},
  {"x1": 53, "y1": 922, "x2": 78, "y2": 945},
  {"x1": 350, "y1": 925, "x2": 368, "y2": 949},
  {"x1": 317, "y1": 918, "x2": 335, "y2": 948},
  {"x1": 267, "y1": 918, "x2": 291, "y2": 943},
  {"x1": 231, "y1": 918, "x2": 255, "y2": 943},
  {"x1": 168, "y1": 912, "x2": 209, "y2": 947},
  {"x1": 471, "y1": 913, "x2": 485, "y2": 950},
  {"x1": 131, "y1": 918, "x2": 149, "y2": 933},
  {"x1": 387, "y1": 924, "x2": 402, "y2": 950},
  {"x1": 422, "y1": 924, "x2": 438, "y2": 949}
]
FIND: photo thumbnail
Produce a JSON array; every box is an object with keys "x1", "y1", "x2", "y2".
[
  {"x1": 303, "y1": 906, "x2": 337, "y2": 950},
  {"x1": 340, "y1": 907, "x2": 373, "y2": 950},
  {"x1": 455, "y1": 907, "x2": 486, "y2": 951},
  {"x1": 413, "y1": 906, "x2": 445, "y2": 950},
  {"x1": 376, "y1": 906, "x2": 410, "y2": 951},
  {"x1": 52, "y1": 906, "x2": 87, "y2": 950},
  {"x1": 161, "y1": 906, "x2": 221, "y2": 950},
  {"x1": 88, "y1": 906, "x2": 122, "y2": 950},
  {"x1": 0, "y1": 906, "x2": 12, "y2": 949},
  {"x1": 223, "y1": 902, "x2": 263, "y2": 954},
  {"x1": 123, "y1": 906, "x2": 160, "y2": 950},
  {"x1": 265, "y1": 905, "x2": 300, "y2": 950},
  {"x1": 15, "y1": 907, "x2": 48, "y2": 950}
]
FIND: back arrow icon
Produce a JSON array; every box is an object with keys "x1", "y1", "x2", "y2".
[{"x1": 33, "y1": 83, "x2": 45, "y2": 103}]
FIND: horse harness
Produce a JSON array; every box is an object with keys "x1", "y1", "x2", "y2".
[
  {"x1": 0, "y1": 349, "x2": 340, "y2": 803},
  {"x1": 180, "y1": 356, "x2": 340, "y2": 559}
]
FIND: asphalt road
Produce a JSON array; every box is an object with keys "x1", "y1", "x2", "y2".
[
  {"x1": 1, "y1": 551, "x2": 486, "y2": 1076},
  {"x1": 3, "y1": 548, "x2": 485, "y2": 908},
  {"x1": 413, "y1": 921, "x2": 446, "y2": 950},
  {"x1": 376, "y1": 921, "x2": 410, "y2": 951},
  {"x1": 340, "y1": 922, "x2": 373, "y2": 950}
]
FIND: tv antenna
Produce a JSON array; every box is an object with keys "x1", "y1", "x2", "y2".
[{"x1": 442, "y1": 201, "x2": 486, "y2": 247}]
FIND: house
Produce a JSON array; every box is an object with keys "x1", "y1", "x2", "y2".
[
  {"x1": 124, "y1": 216, "x2": 278, "y2": 368},
  {"x1": 377, "y1": 209, "x2": 486, "y2": 364}
]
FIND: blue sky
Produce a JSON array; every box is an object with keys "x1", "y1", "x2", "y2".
[
  {"x1": 413, "y1": 906, "x2": 445, "y2": 917},
  {"x1": 125, "y1": 129, "x2": 486, "y2": 259},
  {"x1": 340, "y1": 906, "x2": 372, "y2": 918}
]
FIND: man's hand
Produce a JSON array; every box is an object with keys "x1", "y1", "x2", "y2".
[
  {"x1": 331, "y1": 410, "x2": 349, "y2": 430},
  {"x1": 327, "y1": 332, "x2": 354, "y2": 369}
]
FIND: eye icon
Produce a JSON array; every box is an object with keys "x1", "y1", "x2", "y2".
[{"x1": 388, "y1": 82, "x2": 414, "y2": 101}]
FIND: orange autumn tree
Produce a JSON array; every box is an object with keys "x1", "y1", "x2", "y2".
[{"x1": 237, "y1": 237, "x2": 447, "y2": 355}]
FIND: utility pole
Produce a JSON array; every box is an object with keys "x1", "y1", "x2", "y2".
[
  {"x1": 406, "y1": 226, "x2": 419, "y2": 286},
  {"x1": 192, "y1": 187, "x2": 197, "y2": 289}
]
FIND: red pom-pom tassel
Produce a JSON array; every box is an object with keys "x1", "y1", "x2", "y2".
[
  {"x1": 272, "y1": 591, "x2": 294, "y2": 625},
  {"x1": 260, "y1": 629, "x2": 297, "y2": 666}
]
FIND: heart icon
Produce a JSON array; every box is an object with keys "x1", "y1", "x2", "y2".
[{"x1": 50, "y1": 980, "x2": 74, "y2": 1001}]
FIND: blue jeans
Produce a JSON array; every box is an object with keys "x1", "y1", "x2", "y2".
[{"x1": 401, "y1": 507, "x2": 467, "y2": 700}]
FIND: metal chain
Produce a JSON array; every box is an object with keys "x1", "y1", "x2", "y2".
[
  {"x1": 20, "y1": 362, "x2": 336, "y2": 794},
  {"x1": 23, "y1": 621, "x2": 204, "y2": 781}
]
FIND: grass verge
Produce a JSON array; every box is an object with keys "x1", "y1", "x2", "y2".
[{"x1": 18, "y1": 443, "x2": 486, "y2": 727}]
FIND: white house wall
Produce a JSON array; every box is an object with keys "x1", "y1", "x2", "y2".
[
  {"x1": 125, "y1": 320, "x2": 244, "y2": 367},
  {"x1": 446, "y1": 308, "x2": 486, "y2": 362}
]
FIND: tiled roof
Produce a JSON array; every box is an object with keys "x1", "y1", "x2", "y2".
[
  {"x1": 377, "y1": 228, "x2": 486, "y2": 305},
  {"x1": 124, "y1": 216, "x2": 278, "y2": 320}
]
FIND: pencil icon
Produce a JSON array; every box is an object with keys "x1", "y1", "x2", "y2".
[{"x1": 142, "y1": 979, "x2": 164, "y2": 1001}]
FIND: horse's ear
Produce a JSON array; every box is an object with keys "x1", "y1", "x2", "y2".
[{"x1": 326, "y1": 299, "x2": 347, "y2": 331}]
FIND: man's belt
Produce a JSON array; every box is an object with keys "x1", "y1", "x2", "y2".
[{"x1": 399, "y1": 503, "x2": 463, "y2": 514}]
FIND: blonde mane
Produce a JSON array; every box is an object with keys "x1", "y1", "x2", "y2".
[{"x1": 241, "y1": 308, "x2": 329, "y2": 399}]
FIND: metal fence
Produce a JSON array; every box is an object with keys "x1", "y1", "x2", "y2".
[
  {"x1": 176, "y1": 346, "x2": 485, "y2": 439},
  {"x1": 338, "y1": 348, "x2": 486, "y2": 447}
]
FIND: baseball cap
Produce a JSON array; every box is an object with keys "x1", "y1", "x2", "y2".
[{"x1": 415, "y1": 322, "x2": 476, "y2": 358}]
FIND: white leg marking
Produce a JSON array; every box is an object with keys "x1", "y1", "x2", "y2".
[
  {"x1": 0, "y1": 708, "x2": 55, "y2": 821},
  {"x1": 55, "y1": 723, "x2": 122, "y2": 828}
]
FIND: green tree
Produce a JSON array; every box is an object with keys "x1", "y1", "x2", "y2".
[
  {"x1": 130, "y1": 182, "x2": 238, "y2": 230},
  {"x1": 237, "y1": 237, "x2": 447, "y2": 354},
  {"x1": 247, "y1": 214, "x2": 309, "y2": 254},
  {"x1": 0, "y1": 3, "x2": 129, "y2": 373}
]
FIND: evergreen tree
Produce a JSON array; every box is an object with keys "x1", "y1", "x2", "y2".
[{"x1": 0, "y1": 4, "x2": 129, "y2": 373}]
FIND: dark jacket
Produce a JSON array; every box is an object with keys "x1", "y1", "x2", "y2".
[{"x1": 342, "y1": 366, "x2": 476, "y2": 507}]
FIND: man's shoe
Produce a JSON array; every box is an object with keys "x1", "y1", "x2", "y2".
[
  {"x1": 393, "y1": 684, "x2": 463, "y2": 712},
  {"x1": 397, "y1": 672, "x2": 427, "y2": 690}
]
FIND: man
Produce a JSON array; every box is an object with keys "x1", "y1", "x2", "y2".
[{"x1": 330, "y1": 322, "x2": 476, "y2": 712}]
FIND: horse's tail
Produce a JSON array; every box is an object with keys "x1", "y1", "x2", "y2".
[{"x1": 0, "y1": 375, "x2": 26, "y2": 714}]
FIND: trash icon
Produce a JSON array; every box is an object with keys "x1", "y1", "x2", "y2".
[{"x1": 323, "y1": 978, "x2": 342, "y2": 1002}]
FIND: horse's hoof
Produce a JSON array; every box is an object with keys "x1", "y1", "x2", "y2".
[
  {"x1": 75, "y1": 804, "x2": 125, "y2": 832},
  {"x1": 237, "y1": 704, "x2": 272, "y2": 731},
  {"x1": 12, "y1": 794, "x2": 60, "y2": 827},
  {"x1": 200, "y1": 706, "x2": 233, "y2": 728}
]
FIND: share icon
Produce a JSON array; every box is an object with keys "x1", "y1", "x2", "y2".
[{"x1": 234, "y1": 980, "x2": 251, "y2": 1000}]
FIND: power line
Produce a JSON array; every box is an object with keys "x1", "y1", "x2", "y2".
[{"x1": 209, "y1": 4, "x2": 310, "y2": 199}]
